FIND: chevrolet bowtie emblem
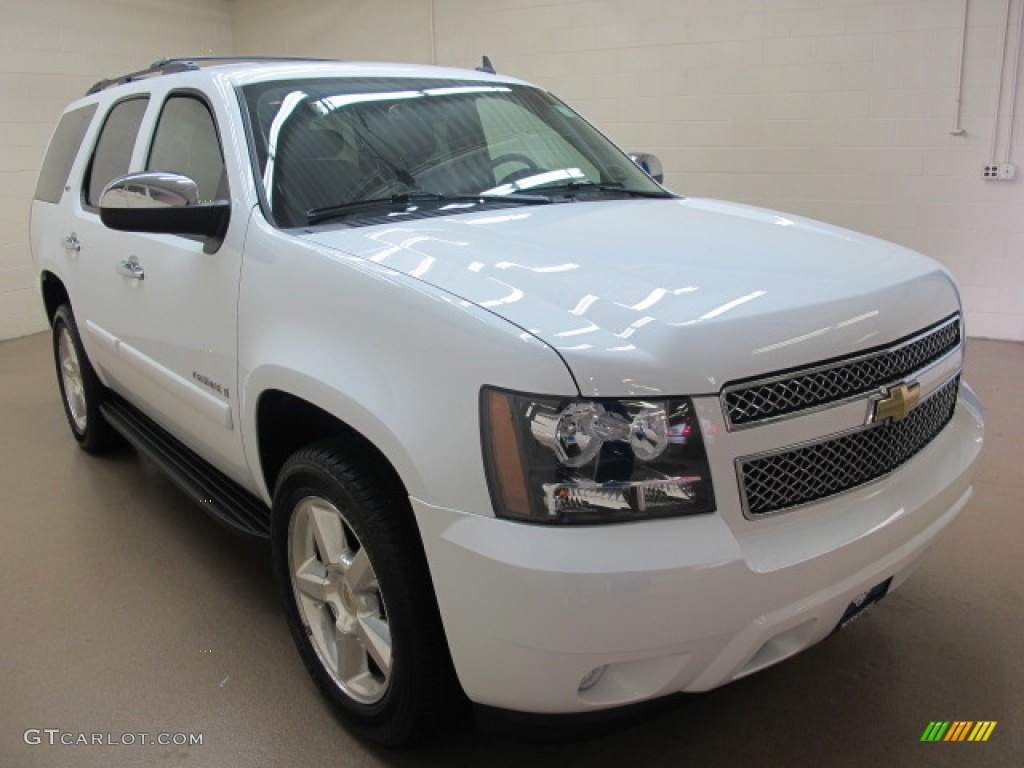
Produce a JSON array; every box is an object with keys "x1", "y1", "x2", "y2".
[{"x1": 873, "y1": 382, "x2": 921, "y2": 423}]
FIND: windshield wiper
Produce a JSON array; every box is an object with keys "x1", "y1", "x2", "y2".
[
  {"x1": 530, "y1": 180, "x2": 673, "y2": 199},
  {"x1": 307, "y1": 191, "x2": 552, "y2": 225}
]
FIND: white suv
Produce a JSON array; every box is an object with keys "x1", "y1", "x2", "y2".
[{"x1": 31, "y1": 56, "x2": 984, "y2": 744}]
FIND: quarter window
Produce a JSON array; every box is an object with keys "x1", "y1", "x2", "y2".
[
  {"x1": 35, "y1": 104, "x2": 97, "y2": 204},
  {"x1": 147, "y1": 95, "x2": 226, "y2": 201},
  {"x1": 84, "y1": 97, "x2": 148, "y2": 207}
]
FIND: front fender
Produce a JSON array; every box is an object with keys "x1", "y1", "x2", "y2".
[{"x1": 238, "y1": 211, "x2": 576, "y2": 513}]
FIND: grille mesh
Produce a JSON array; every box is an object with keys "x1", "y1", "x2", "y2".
[
  {"x1": 738, "y1": 375, "x2": 959, "y2": 516},
  {"x1": 723, "y1": 317, "x2": 960, "y2": 427}
]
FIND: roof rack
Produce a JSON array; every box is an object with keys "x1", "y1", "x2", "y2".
[{"x1": 86, "y1": 56, "x2": 339, "y2": 96}]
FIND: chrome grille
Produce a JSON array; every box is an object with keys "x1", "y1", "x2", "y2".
[
  {"x1": 723, "y1": 315, "x2": 960, "y2": 427},
  {"x1": 737, "y1": 375, "x2": 959, "y2": 517}
]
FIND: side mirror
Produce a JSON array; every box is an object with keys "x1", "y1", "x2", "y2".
[
  {"x1": 630, "y1": 153, "x2": 664, "y2": 184},
  {"x1": 99, "y1": 172, "x2": 229, "y2": 253}
]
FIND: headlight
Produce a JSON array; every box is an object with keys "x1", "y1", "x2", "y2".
[{"x1": 481, "y1": 388, "x2": 716, "y2": 524}]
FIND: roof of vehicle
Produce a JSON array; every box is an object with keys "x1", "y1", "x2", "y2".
[{"x1": 86, "y1": 56, "x2": 531, "y2": 96}]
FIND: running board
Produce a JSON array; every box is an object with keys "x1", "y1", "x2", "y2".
[{"x1": 100, "y1": 396, "x2": 271, "y2": 540}]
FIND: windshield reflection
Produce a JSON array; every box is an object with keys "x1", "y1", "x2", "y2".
[{"x1": 243, "y1": 77, "x2": 669, "y2": 227}]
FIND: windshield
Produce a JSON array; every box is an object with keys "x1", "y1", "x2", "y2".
[{"x1": 240, "y1": 77, "x2": 669, "y2": 227}]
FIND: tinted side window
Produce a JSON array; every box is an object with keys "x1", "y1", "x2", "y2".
[
  {"x1": 35, "y1": 104, "x2": 98, "y2": 204},
  {"x1": 147, "y1": 95, "x2": 225, "y2": 201},
  {"x1": 85, "y1": 97, "x2": 149, "y2": 206}
]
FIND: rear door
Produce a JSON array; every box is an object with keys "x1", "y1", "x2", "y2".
[
  {"x1": 30, "y1": 101, "x2": 99, "y2": 319},
  {"x1": 64, "y1": 94, "x2": 149, "y2": 391}
]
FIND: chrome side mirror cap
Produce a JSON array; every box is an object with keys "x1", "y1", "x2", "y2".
[
  {"x1": 99, "y1": 171, "x2": 201, "y2": 209},
  {"x1": 630, "y1": 153, "x2": 664, "y2": 184},
  {"x1": 99, "y1": 172, "x2": 229, "y2": 253}
]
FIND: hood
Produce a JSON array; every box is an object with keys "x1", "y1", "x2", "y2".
[{"x1": 300, "y1": 198, "x2": 960, "y2": 396}]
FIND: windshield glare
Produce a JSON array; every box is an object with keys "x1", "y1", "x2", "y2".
[{"x1": 241, "y1": 77, "x2": 666, "y2": 226}]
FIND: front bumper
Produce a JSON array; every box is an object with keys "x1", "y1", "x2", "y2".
[{"x1": 413, "y1": 387, "x2": 983, "y2": 714}]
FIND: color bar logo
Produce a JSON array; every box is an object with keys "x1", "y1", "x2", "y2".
[{"x1": 921, "y1": 721, "x2": 997, "y2": 742}]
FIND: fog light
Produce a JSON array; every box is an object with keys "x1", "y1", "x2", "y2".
[{"x1": 578, "y1": 665, "x2": 607, "y2": 692}]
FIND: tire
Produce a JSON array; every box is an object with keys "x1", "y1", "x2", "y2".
[
  {"x1": 52, "y1": 304, "x2": 120, "y2": 453},
  {"x1": 271, "y1": 441, "x2": 460, "y2": 746}
]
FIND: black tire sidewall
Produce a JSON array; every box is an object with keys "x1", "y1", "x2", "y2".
[
  {"x1": 271, "y1": 449, "x2": 434, "y2": 743},
  {"x1": 52, "y1": 304, "x2": 110, "y2": 450}
]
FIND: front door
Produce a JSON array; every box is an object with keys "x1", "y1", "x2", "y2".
[{"x1": 68, "y1": 90, "x2": 248, "y2": 484}]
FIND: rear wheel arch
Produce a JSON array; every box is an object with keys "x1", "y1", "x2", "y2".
[
  {"x1": 51, "y1": 303, "x2": 121, "y2": 452},
  {"x1": 41, "y1": 271, "x2": 71, "y2": 325}
]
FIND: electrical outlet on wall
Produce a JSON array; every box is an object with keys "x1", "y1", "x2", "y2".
[{"x1": 982, "y1": 163, "x2": 1016, "y2": 180}]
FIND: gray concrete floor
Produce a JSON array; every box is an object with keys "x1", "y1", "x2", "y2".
[{"x1": 1, "y1": 331, "x2": 1021, "y2": 767}]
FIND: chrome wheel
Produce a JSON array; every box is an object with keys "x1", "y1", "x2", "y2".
[
  {"x1": 288, "y1": 496, "x2": 391, "y2": 704},
  {"x1": 58, "y1": 325, "x2": 87, "y2": 433},
  {"x1": 273, "y1": 443, "x2": 459, "y2": 744}
]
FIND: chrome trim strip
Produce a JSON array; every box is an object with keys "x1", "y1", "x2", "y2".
[
  {"x1": 116, "y1": 341, "x2": 234, "y2": 431},
  {"x1": 862, "y1": 345, "x2": 963, "y2": 424},
  {"x1": 85, "y1": 320, "x2": 233, "y2": 431},
  {"x1": 734, "y1": 370, "x2": 961, "y2": 519},
  {"x1": 721, "y1": 314, "x2": 961, "y2": 431}
]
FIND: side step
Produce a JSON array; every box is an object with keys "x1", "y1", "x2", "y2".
[{"x1": 100, "y1": 396, "x2": 271, "y2": 540}]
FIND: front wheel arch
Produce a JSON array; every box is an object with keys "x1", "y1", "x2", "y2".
[{"x1": 255, "y1": 389, "x2": 411, "y2": 506}]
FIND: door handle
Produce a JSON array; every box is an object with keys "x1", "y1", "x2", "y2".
[
  {"x1": 116, "y1": 257, "x2": 145, "y2": 281},
  {"x1": 62, "y1": 233, "x2": 81, "y2": 252}
]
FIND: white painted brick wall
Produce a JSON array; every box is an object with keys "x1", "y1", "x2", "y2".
[{"x1": 230, "y1": 0, "x2": 434, "y2": 62}]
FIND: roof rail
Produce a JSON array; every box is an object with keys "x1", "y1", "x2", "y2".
[{"x1": 86, "y1": 56, "x2": 340, "y2": 96}]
